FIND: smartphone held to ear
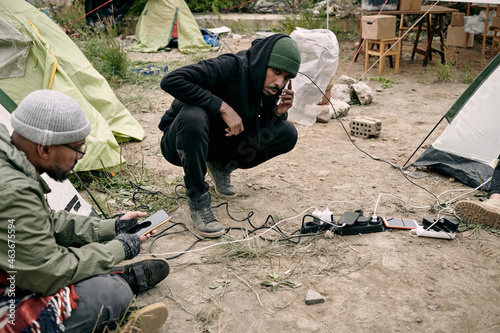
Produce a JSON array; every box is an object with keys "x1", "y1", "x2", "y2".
[{"x1": 128, "y1": 209, "x2": 171, "y2": 237}]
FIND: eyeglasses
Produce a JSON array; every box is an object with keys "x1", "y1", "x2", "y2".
[{"x1": 63, "y1": 143, "x2": 87, "y2": 159}]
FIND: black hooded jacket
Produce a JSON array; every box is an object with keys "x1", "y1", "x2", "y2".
[{"x1": 158, "y1": 34, "x2": 290, "y2": 135}]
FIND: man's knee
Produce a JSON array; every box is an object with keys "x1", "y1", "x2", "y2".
[
  {"x1": 64, "y1": 274, "x2": 133, "y2": 331},
  {"x1": 281, "y1": 121, "x2": 298, "y2": 153},
  {"x1": 268, "y1": 120, "x2": 297, "y2": 154},
  {"x1": 176, "y1": 106, "x2": 210, "y2": 134}
]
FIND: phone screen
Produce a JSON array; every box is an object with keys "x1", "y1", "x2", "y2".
[
  {"x1": 338, "y1": 211, "x2": 361, "y2": 225},
  {"x1": 382, "y1": 217, "x2": 418, "y2": 229},
  {"x1": 128, "y1": 209, "x2": 171, "y2": 236}
]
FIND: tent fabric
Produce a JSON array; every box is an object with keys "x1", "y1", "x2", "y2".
[
  {"x1": 129, "y1": 0, "x2": 211, "y2": 54},
  {"x1": 412, "y1": 53, "x2": 500, "y2": 189},
  {"x1": 0, "y1": 87, "x2": 17, "y2": 113},
  {"x1": 414, "y1": 146, "x2": 494, "y2": 190},
  {"x1": 0, "y1": 0, "x2": 146, "y2": 172},
  {"x1": 0, "y1": 16, "x2": 31, "y2": 79}
]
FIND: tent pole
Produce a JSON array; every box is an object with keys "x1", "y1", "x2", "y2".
[
  {"x1": 327, "y1": 0, "x2": 329, "y2": 30},
  {"x1": 402, "y1": 115, "x2": 446, "y2": 170}
]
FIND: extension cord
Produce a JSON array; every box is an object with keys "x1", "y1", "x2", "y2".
[{"x1": 410, "y1": 225, "x2": 456, "y2": 240}]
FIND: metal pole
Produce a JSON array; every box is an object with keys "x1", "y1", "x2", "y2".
[{"x1": 327, "y1": 0, "x2": 329, "y2": 30}]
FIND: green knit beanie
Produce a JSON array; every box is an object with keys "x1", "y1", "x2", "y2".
[{"x1": 268, "y1": 37, "x2": 301, "y2": 78}]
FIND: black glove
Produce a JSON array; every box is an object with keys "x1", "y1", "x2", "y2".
[
  {"x1": 115, "y1": 217, "x2": 138, "y2": 235},
  {"x1": 116, "y1": 233, "x2": 141, "y2": 260}
]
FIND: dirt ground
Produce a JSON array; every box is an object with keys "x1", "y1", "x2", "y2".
[{"x1": 116, "y1": 35, "x2": 500, "y2": 332}]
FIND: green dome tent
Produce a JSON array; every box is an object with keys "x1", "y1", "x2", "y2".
[
  {"x1": 410, "y1": 53, "x2": 500, "y2": 190},
  {"x1": 129, "y1": 0, "x2": 211, "y2": 54},
  {"x1": 0, "y1": 0, "x2": 146, "y2": 172}
]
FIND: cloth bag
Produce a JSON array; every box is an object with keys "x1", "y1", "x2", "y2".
[{"x1": 289, "y1": 28, "x2": 339, "y2": 126}]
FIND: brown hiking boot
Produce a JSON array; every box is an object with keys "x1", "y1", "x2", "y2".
[
  {"x1": 119, "y1": 302, "x2": 168, "y2": 333},
  {"x1": 455, "y1": 199, "x2": 500, "y2": 228}
]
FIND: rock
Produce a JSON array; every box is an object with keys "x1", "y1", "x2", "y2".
[
  {"x1": 352, "y1": 81, "x2": 373, "y2": 105},
  {"x1": 305, "y1": 289, "x2": 325, "y2": 305},
  {"x1": 331, "y1": 83, "x2": 352, "y2": 104},
  {"x1": 340, "y1": 75, "x2": 358, "y2": 86},
  {"x1": 407, "y1": 171, "x2": 427, "y2": 179},
  {"x1": 316, "y1": 105, "x2": 333, "y2": 123},
  {"x1": 330, "y1": 99, "x2": 350, "y2": 118}
]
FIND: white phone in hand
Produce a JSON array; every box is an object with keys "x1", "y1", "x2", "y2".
[{"x1": 128, "y1": 209, "x2": 171, "y2": 236}]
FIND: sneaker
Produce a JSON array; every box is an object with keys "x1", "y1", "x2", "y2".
[
  {"x1": 119, "y1": 302, "x2": 168, "y2": 333},
  {"x1": 455, "y1": 198, "x2": 500, "y2": 228},
  {"x1": 188, "y1": 192, "x2": 225, "y2": 238},
  {"x1": 207, "y1": 162, "x2": 237, "y2": 197},
  {"x1": 111, "y1": 259, "x2": 170, "y2": 294}
]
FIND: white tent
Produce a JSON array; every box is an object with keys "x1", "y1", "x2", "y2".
[{"x1": 411, "y1": 53, "x2": 500, "y2": 190}]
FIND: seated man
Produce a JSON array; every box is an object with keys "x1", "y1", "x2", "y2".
[
  {"x1": 159, "y1": 33, "x2": 301, "y2": 238},
  {"x1": 455, "y1": 155, "x2": 500, "y2": 229},
  {"x1": 0, "y1": 90, "x2": 169, "y2": 332}
]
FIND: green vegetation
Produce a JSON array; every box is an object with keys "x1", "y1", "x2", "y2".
[
  {"x1": 274, "y1": 1, "x2": 327, "y2": 35},
  {"x1": 71, "y1": 160, "x2": 185, "y2": 218},
  {"x1": 39, "y1": 0, "x2": 87, "y2": 31},
  {"x1": 185, "y1": 0, "x2": 243, "y2": 13},
  {"x1": 365, "y1": 76, "x2": 398, "y2": 89},
  {"x1": 78, "y1": 24, "x2": 130, "y2": 86},
  {"x1": 435, "y1": 59, "x2": 454, "y2": 82},
  {"x1": 460, "y1": 61, "x2": 475, "y2": 84}
]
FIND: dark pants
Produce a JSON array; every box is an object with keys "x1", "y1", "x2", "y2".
[
  {"x1": 62, "y1": 274, "x2": 133, "y2": 332},
  {"x1": 489, "y1": 154, "x2": 500, "y2": 196},
  {"x1": 160, "y1": 105, "x2": 298, "y2": 199}
]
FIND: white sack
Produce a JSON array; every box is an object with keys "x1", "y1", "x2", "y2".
[{"x1": 289, "y1": 28, "x2": 339, "y2": 126}]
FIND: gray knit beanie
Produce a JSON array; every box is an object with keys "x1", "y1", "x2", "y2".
[{"x1": 11, "y1": 90, "x2": 91, "y2": 146}]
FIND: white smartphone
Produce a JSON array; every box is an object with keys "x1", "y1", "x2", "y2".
[
  {"x1": 277, "y1": 80, "x2": 291, "y2": 105},
  {"x1": 128, "y1": 209, "x2": 171, "y2": 237}
]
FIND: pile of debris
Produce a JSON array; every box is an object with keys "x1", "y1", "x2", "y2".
[{"x1": 315, "y1": 75, "x2": 373, "y2": 123}]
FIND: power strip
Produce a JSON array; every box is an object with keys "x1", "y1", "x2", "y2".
[{"x1": 333, "y1": 216, "x2": 385, "y2": 235}]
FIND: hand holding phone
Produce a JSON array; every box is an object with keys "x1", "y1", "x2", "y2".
[{"x1": 128, "y1": 209, "x2": 171, "y2": 237}]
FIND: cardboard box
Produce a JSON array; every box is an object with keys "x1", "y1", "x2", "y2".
[
  {"x1": 492, "y1": 16, "x2": 500, "y2": 29},
  {"x1": 446, "y1": 26, "x2": 474, "y2": 48},
  {"x1": 451, "y1": 12, "x2": 465, "y2": 27},
  {"x1": 399, "y1": 0, "x2": 421, "y2": 11},
  {"x1": 362, "y1": 15, "x2": 397, "y2": 40}
]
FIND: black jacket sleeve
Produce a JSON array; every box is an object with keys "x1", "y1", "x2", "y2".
[{"x1": 160, "y1": 54, "x2": 242, "y2": 118}]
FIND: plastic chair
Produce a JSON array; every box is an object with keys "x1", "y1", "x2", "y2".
[{"x1": 206, "y1": 26, "x2": 233, "y2": 55}]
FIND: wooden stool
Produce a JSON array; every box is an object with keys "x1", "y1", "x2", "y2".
[
  {"x1": 491, "y1": 27, "x2": 500, "y2": 56},
  {"x1": 365, "y1": 37, "x2": 401, "y2": 76}
]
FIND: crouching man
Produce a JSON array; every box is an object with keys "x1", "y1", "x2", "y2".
[{"x1": 159, "y1": 34, "x2": 301, "y2": 237}]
